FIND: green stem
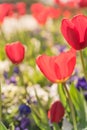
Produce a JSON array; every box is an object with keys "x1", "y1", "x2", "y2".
[
  {"x1": 15, "y1": 65, "x2": 28, "y2": 97},
  {"x1": 0, "y1": 83, "x2": 2, "y2": 121},
  {"x1": 63, "y1": 83, "x2": 77, "y2": 130},
  {"x1": 79, "y1": 50, "x2": 87, "y2": 80},
  {"x1": 0, "y1": 26, "x2": 7, "y2": 42}
]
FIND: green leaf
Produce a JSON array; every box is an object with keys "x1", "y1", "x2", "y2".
[
  {"x1": 9, "y1": 123, "x2": 15, "y2": 130},
  {"x1": 53, "y1": 123, "x2": 60, "y2": 130},
  {"x1": 34, "y1": 89, "x2": 48, "y2": 124},
  {"x1": 0, "y1": 122, "x2": 7, "y2": 130},
  {"x1": 32, "y1": 112, "x2": 50, "y2": 130},
  {"x1": 70, "y1": 84, "x2": 87, "y2": 128}
]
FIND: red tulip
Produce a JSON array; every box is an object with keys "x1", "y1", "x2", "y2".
[
  {"x1": 78, "y1": 0, "x2": 87, "y2": 7},
  {"x1": 16, "y1": 2, "x2": 26, "y2": 16},
  {"x1": 30, "y1": 3, "x2": 45, "y2": 15},
  {"x1": 61, "y1": 14, "x2": 87, "y2": 50},
  {"x1": 48, "y1": 101, "x2": 65, "y2": 123},
  {"x1": 47, "y1": 7, "x2": 61, "y2": 19},
  {"x1": 54, "y1": 0, "x2": 77, "y2": 8},
  {"x1": 63, "y1": 10, "x2": 71, "y2": 18},
  {"x1": 33, "y1": 8, "x2": 49, "y2": 25},
  {"x1": 6, "y1": 4, "x2": 14, "y2": 17},
  {"x1": 5, "y1": 41, "x2": 25, "y2": 64},
  {"x1": 36, "y1": 48, "x2": 76, "y2": 83},
  {"x1": 0, "y1": 3, "x2": 14, "y2": 23},
  {"x1": 30, "y1": 3, "x2": 48, "y2": 25},
  {"x1": 54, "y1": 0, "x2": 60, "y2": 4}
]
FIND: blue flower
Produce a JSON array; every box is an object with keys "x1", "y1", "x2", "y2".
[
  {"x1": 76, "y1": 77, "x2": 87, "y2": 90},
  {"x1": 19, "y1": 104, "x2": 31, "y2": 115}
]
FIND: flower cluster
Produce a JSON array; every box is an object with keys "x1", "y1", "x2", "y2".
[
  {"x1": 30, "y1": 3, "x2": 61, "y2": 25},
  {"x1": 54, "y1": 0, "x2": 87, "y2": 8},
  {"x1": 0, "y1": 2, "x2": 26, "y2": 23}
]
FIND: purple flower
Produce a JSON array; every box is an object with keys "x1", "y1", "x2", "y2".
[
  {"x1": 76, "y1": 77, "x2": 87, "y2": 90},
  {"x1": 3, "y1": 71, "x2": 8, "y2": 79},
  {"x1": 55, "y1": 45, "x2": 66, "y2": 53},
  {"x1": 5, "y1": 79, "x2": 10, "y2": 85},
  {"x1": 20, "y1": 117, "x2": 30, "y2": 129},
  {"x1": 15, "y1": 127, "x2": 20, "y2": 130},
  {"x1": 19, "y1": 104, "x2": 31, "y2": 115},
  {"x1": 10, "y1": 76, "x2": 16, "y2": 85},
  {"x1": 58, "y1": 45, "x2": 66, "y2": 52},
  {"x1": 13, "y1": 66, "x2": 20, "y2": 74}
]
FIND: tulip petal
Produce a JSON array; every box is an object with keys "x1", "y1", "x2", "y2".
[
  {"x1": 36, "y1": 55, "x2": 57, "y2": 82},
  {"x1": 72, "y1": 14, "x2": 87, "y2": 42},
  {"x1": 55, "y1": 48, "x2": 76, "y2": 81},
  {"x1": 83, "y1": 28, "x2": 87, "y2": 47},
  {"x1": 67, "y1": 57, "x2": 76, "y2": 77},
  {"x1": 50, "y1": 101, "x2": 65, "y2": 123},
  {"x1": 61, "y1": 19, "x2": 80, "y2": 49}
]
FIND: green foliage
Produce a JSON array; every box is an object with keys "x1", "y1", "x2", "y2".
[
  {"x1": 8, "y1": 123, "x2": 14, "y2": 130},
  {"x1": 0, "y1": 122, "x2": 7, "y2": 130},
  {"x1": 58, "y1": 83, "x2": 67, "y2": 107},
  {"x1": 31, "y1": 89, "x2": 51, "y2": 130},
  {"x1": 70, "y1": 84, "x2": 87, "y2": 129},
  {"x1": 53, "y1": 123, "x2": 60, "y2": 130}
]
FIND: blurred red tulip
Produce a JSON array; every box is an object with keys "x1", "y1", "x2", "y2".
[
  {"x1": 61, "y1": 14, "x2": 87, "y2": 50},
  {"x1": 63, "y1": 10, "x2": 71, "y2": 18},
  {"x1": 30, "y1": 3, "x2": 48, "y2": 25},
  {"x1": 7, "y1": 4, "x2": 14, "y2": 17},
  {"x1": 33, "y1": 8, "x2": 49, "y2": 25},
  {"x1": 48, "y1": 101, "x2": 65, "y2": 123},
  {"x1": 0, "y1": 3, "x2": 14, "y2": 23},
  {"x1": 5, "y1": 41, "x2": 25, "y2": 64},
  {"x1": 47, "y1": 7, "x2": 61, "y2": 19},
  {"x1": 54, "y1": 0, "x2": 60, "y2": 4},
  {"x1": 54, "y1": 0, "x2": 79, "y2": 8},
  {"x1": 30, "y1": 3, "x2": 45, "y2": 15},
  {"x1": 16, "y1": 2, "x2": 26, "y2": 16},
  {"x1": 78, "y1": 0, "x2": 87, "y2": 7},
  {"x1": 36, "y1": 48, "x2": 76, "y2": 83}
]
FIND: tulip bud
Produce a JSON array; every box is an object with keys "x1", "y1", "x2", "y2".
[
  {"x1": 5, "y1": 41, "x2": 25, "y2": 64},
  {"x1": 48, "y1": 101, "x2": 65, "y2": 123}
]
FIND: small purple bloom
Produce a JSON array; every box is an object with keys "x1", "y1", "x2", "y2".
[
  {"x1": 19, "y1": 104, "x2": 31, "y2": 115},
  {"x1": 76, "y1": 77, "x2": 87, "y2": 90},
  {"x1": 13, "y1": 66, "x2": 20, "y2": 74},
  {"x1": 10, "y1": 76, "x2": 16, "y2": 84},
  {"x1": 58, "y1": 45, "x2": 66, "y2": 52},
  {"x1": 20, "y1": 117, "x2": 30, "y2": 129},
  {"x1": 55, "y1": 45, "x2": 66, "y2": 53},
  {"x1": 15, "y1": 127, "x2": 20, "y2": 130},
  {"x1": 5, "y1": 79, "x2": 10, "y2": 85},
  {"x1": 3, "y1": 71, "x2": 8, "y2": 79}
]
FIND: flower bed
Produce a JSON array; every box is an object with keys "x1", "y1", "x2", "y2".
[{"x1": 1, "y1": 1, "x2": 87, "y2": 130}]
